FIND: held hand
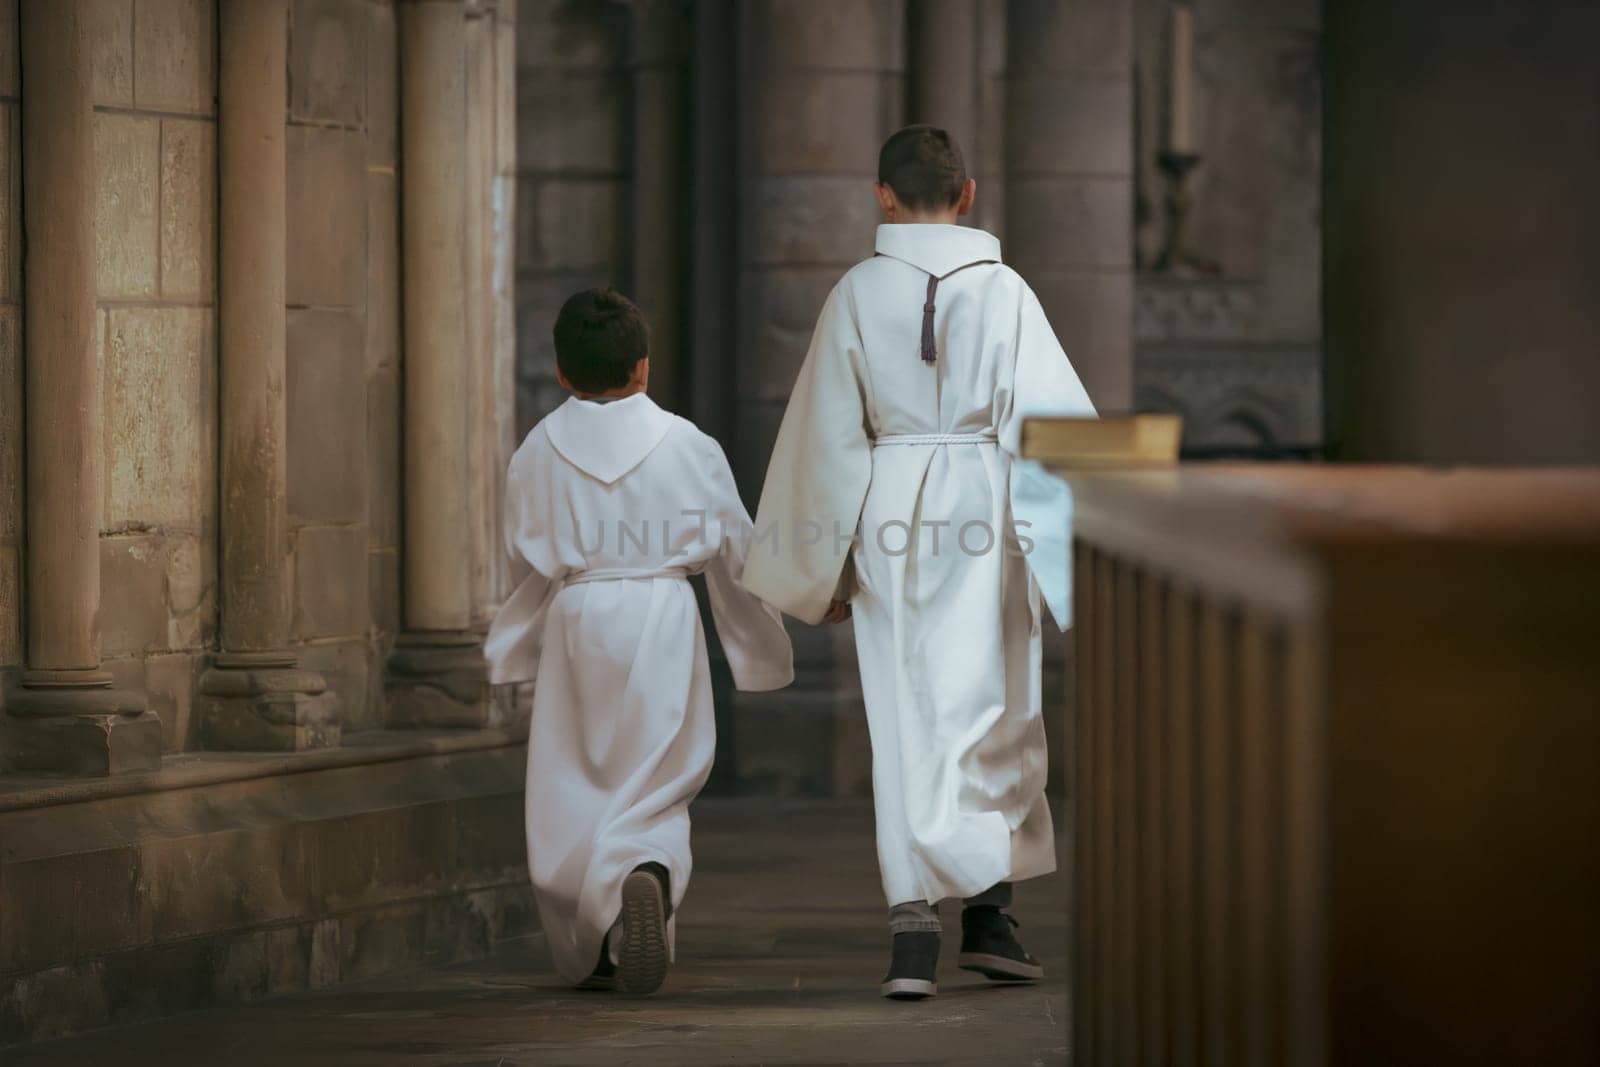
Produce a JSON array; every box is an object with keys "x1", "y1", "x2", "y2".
[{"x1": 821, "y1": 599, "x2": 853, "y2": 625}]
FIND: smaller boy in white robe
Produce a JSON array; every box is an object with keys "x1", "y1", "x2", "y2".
[
  {"x1": 486, "y1": 288, "x2": 794, "y2": 994},
  {"x1": 745, "y1": 126, "x2": 1097, "y2": 999}
]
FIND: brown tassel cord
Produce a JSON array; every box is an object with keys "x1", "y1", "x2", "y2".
[
  {"x1": 917, "y1": 260, "x2": 998, "y2": 365},
  {"x1": 921, "y1": 275, "x2": 940, "y2": 363}
]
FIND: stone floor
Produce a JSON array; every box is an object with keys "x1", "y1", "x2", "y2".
[{"x1": 12, "y1": 799, "x2": 1070, "y2": 1066}]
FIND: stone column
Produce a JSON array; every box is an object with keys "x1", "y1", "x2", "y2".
[
  {"x1": 688, "y1": 0, "x2": 738, "y2": 443},
  {"x1": 908, "y1": 0, "x2": 979, "y2": 157},
  {"x1": 3, "y1": 0, "x2": 160, "y2": 775},
  {"x1": 1006, "y1": 0, "x2": 1135, "y2": 410},
  {"x1": 734, "y1": 0, "x2": 904, "y2": 493},
  {"x1": 631, "y1": 0, "x2": 690, "y2": 414},
  {"x1": 973, "y1": 1, "x2": 1008, "y2": 239},
  {"x1": 387, "y1": 0, "x2": 490, "y2": 727},
  {"x1": 906, "y1": 0, "x2": 1006, "y2": 237},
  {"x1": 730, "y1": 0, "x2": 903, "y2": 795},
  {"x1": 197, "y1": 0, "x2": 334, "y2": 751},
  {"x1": 464, "y1": 1, "x2": 496, "y2": 636}
]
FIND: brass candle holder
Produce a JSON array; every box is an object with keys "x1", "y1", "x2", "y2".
[{"x1": 1152, "y1": 150, "x2": 1220, "y2": 275}]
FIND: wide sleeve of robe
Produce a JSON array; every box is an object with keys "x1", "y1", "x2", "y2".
[
  {"x1": 997, "y1": 283, "x2": 1098, "y2": 632},
  {"x1": 695, "y1": 436, "x2": 796, "y2": 692},
  {"x1": 743, "y1": 284, "x2": 874, "y2": 625},
  {"x1": 484, "y1": 452, "x2": 557, "y2": 685}
]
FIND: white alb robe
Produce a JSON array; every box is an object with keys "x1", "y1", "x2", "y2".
[
  {"x1": 486, "y1": 393, "x2": 793, "y2": 983},
  {"x1": 744, "y1": 223, "x2": 1096, "y2": 907}
]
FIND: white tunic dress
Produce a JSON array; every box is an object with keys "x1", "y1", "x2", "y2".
[
  {"x1": 744, "y1": 224, "x2": 1096, "y2": 907},
  {"x1": 486, "y1": 393, "x2": 793, "y2": 983}
]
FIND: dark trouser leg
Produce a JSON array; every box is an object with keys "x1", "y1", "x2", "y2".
[
  {"x1": 887, "y1": 899, "x2": 942, "y2": 934},
  {"x1": 963, "y1": 881, "x2": 1013, "y2": 910}
]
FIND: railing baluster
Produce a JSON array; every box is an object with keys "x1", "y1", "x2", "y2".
[
  {"x1": 1167, "y1": 584, "x2": 1199, "y2": 1067},
  {"x1": 1239, "y1": 616, "x2": 1283, "y2": 1065},
  {"x1": 1094, "y1": 551, "x2": 1117, "y2": 1066},
  {"x1": 1073, "y1": 540, "x2": 1097, "y2": 1065},
  {"x1": 1115, "y1": 560, "x2": 1141, "y2": 1063},
  {"x1": 1283, "y1": 627, "x2": 1327, "y2": 1067},
  {"x1": 1197, "y1": 602, "x2": 1238, "y2": 1067},
  {"x1": 1139, "y1": 573, "x2": 1169, "y2": 1067}
]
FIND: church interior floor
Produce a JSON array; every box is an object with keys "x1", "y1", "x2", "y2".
[{"x1": 11, "y1": 798, "x2": 1070, "y2": 1066}]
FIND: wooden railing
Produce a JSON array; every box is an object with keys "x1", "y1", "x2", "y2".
[{"x1": 1029, "y1": 455, "x2": 1600, "y2": 1067}]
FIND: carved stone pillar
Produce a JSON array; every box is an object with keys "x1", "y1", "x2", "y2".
[
  {"x1": 729, "y1": 0, "x2": 904, "y2": 794},
  {"x1": 631, "y1": 0, "x2": 690, "y2": 413},
  {"x1": 197, "y1": 0, "x2": 335, "y2": 751},
  {"x1": 388, "y1": 0, "x2": 490, "y2": 727},
  {"x1": 907, "y1": 0, "x2": 1007, "y2": 237},
  {"x1": 908, "y1": 0, "x2": 979, "y2": 154},
  {"x1": 688, "y1": 0, "x2": 737, "y2": 443},
  {"x1": 3, "y1": 0, "x2": 160, "y2": 775},
  {"x1": 1006, "y1": 0, "x2": 1135, "y2": 410}
]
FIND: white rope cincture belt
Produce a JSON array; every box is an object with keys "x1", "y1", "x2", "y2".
[
  {"x1": 872, "y1": 432, "x2": 999, "y2": 447},
  {"x1": 564, "y1": 565, "x2": 691, "y2": 586}
]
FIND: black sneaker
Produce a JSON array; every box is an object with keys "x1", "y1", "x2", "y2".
[
  {"x1": 958, "y1": 906, "x2": 1044, "y2": 981},
  {"x1": 880, "y1": 931, "x2": 940, "y2": 1000},
  {"x1": 617, "y1": 865, "x2": 670, "y2": 994},
  {"x1": 575, "y1": 934, "x2": 617, "y2": 991}
]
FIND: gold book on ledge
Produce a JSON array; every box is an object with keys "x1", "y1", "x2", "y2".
[{"x1": 1020, "y1": 414, "x2": 1183, "y2": 467}]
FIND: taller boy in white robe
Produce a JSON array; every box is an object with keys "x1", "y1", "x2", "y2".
[
  {"x1": 744, "y1": 125, "x2": 1095, "y2": 999},
  {"x1": 487, "y1": 289, "x2": 793, "y2": 994}
]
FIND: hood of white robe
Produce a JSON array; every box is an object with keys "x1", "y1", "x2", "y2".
[
  {"x1": 874, "y1": 223, "x2": 1002, "y2": 277},
  {"x1": 545, "y1": 393, "x2": 674, "y2": 485}
]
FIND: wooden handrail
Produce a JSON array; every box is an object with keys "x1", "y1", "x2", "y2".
[{"x1": 1023, "y1": 433, "x2": 1600, "y2": 1067}]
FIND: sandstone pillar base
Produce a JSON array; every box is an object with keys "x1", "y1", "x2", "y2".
[
  {"x1": 4, "y1": 673, "x2": 161, "y2": 776},
  {"x1": 385, "y1": 631, "x2": 491, "y2": 729},
  {"x1": 197, "y1": 652, "x2": 339, "y2": 752}
]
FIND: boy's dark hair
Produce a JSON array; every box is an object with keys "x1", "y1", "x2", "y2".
[
  {"x1": 553, "y1": 287, "x2": 649, "y2": 393},
  {"x1": 877, "y1": 124, "x2": 967, "y2": 210}
]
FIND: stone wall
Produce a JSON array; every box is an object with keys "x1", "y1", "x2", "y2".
[
  {"x1": 0, "y1": 0, "x2": 517, "y2": 757},
  {"x1": 89, "y1": 0, "x2": 219, "y2": 751},
  {"x1": 0, "y1": 1, "x2": 528, "y2": 1043},
  {"x1": 0, "y1": 734, "x2": 534, "y2": 1044},
  {"x1": 1325, "y1": 0, "x2": 1600, "y2": 463}
]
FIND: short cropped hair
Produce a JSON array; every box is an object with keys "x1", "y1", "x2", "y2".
[
  {"x1": 877, "y1": 124, "x2": 967, "y2": 211},
  {"x1": 553, "y1": 287, "x2": 649, "y2": 393}
]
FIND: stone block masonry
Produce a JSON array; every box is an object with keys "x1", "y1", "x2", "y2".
[
  {"x1": 2, "y1": 1, "x2": 515, "y2": 754},
  {"x1": 0, "y1": 736, "x2": 535, "y2": 1045}
]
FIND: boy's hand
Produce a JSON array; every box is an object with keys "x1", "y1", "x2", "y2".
[{"x1": 821, "y1": 599, "x2": 852, "y2": 625}]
